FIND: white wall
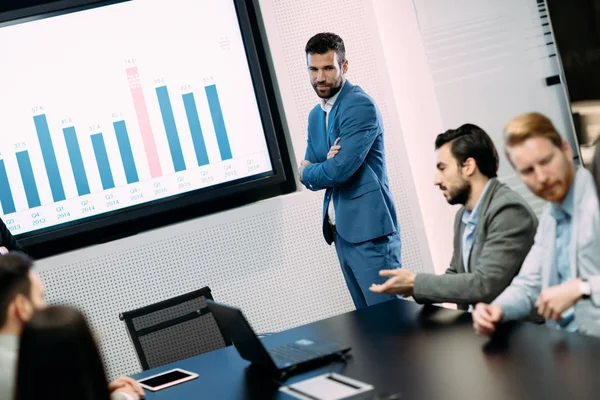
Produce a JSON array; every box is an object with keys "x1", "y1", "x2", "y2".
[
  {"x1": 372, "y1": 0, "x2": 454, "y2": 274},
  {"x1": 371, "y1": 0, "x2": 577, "y2": 273}
]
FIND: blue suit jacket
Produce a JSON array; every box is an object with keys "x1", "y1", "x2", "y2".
[{"x1": 302, "y1": 80, "x2": 399, "y2": 244}]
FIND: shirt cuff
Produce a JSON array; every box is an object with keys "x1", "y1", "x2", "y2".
[{"x1": 111, "y1": 391, "x2": 137, "y2": 400}]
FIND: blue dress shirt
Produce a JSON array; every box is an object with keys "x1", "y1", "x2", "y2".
[
  {"x1": 549, "y1": 181, "x2": 577, "y2": 332},
  {"x1": 461, "y1": 181, "x2": 492, "y2": 273}
]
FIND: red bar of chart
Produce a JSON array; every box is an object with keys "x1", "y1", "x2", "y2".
[{"x1": 126, "y1": 66, "x2": 162, "y2": 178}]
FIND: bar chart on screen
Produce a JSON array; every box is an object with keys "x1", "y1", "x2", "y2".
[
  {"x1": 0, "y1": 0, "x2": 274, "y2": 236},
  {"x1": 0, "y1": 59, "x2": 271, "y2": 235}
]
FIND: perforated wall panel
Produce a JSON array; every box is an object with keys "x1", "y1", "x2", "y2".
[{"x1": 35, "y1": 0, "x2": 432, "y2": 379}]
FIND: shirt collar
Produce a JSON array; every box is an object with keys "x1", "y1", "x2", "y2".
[
  {"x1": 550, "y1": 167, "x2": 578, "y2": 221},
  {"x1": 320, "y1": 80, "x2": 346, "y2": 113},
  {"x1": 462, "y1": 180, "x2": 492, "y2": 225}
]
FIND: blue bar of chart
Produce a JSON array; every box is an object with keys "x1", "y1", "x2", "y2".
[
  {"x1": 182, "y1": 92, "x2": 209, "y2": 166},
  {"x1": 16, "y1": 151, "x2": 41, "y2": 208},
  {"x1": 63, "y1": 127, "x2": 91, "y2": 196},
  {"x1": 4, "y1": 80, "x2": 240, "y2": 217},
  {"x1": 205, "y1": 85, "x2": 232, "y2": 161},
  {"x1": 91, "y1": 133, "x2": 115, "y2": 190},
  {"x1": 113, "y1": 120, "x2": 139, "y2": 184},
  {"x1": 33, "y1": 114, "x2": 66, "y2": 202},
  {"x1": 0, "y1": 160, "x2": 16, "y2": 214},
  {"x1": 156, "y1": 86, "x2": 186, "y2": 172}
]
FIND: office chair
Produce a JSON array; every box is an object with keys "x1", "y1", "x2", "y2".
[{"x1": 119, "y1": 286, "x2": 231, "y2": 370}]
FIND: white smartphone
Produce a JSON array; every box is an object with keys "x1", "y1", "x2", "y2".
[{"x1": 137, "y1": 368, "x2": 198, "y2": 391}]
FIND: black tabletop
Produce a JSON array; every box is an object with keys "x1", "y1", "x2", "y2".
[{"x1": 134, "y1": 299, "x2": 600, "y2": 400}]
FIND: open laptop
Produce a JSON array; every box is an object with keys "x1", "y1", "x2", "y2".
[{"x1": 206, "y1": 300, "x2": 351, "y2": 375}]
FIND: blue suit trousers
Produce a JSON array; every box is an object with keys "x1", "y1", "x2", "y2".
[{"x1": 333, "y1": 228, "x2": 401, "y2": 309}]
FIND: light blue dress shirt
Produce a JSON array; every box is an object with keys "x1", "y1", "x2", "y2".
[
  {"x1": 461, "y1": 181, "x2": 492, "y2": 273},
  {"x1": 492, "y1": 167, "x2": 600, "y2": 337},
  {"x1": 549, "y1": 180, "x2": 577, "y2": 332},
  {"x1": 461, "y1": 181, "x2": 491, "y2": 312}
]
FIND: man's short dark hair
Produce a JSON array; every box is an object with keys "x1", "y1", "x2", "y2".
[
  {"x1": 305, "y1": 32, "x2": 346, "y2": 66},
  {"x1": 0, "y1": 252, "x2": 34, "y2": 327},
  {"x1": 435, "y1": 124, "x2": 499, "y2": 179}
]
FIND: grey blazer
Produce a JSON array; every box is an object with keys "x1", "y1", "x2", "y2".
[
  {"x1": 413, "y1": 178, "x2": 538, "y2": 310},
  {"x1": 493, "y1": 168, "x2": 600, "y2": 337}
]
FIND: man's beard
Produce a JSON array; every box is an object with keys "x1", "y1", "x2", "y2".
[
  {"x1": 313, "y1": 76, "x2": 344, "y2": 99},
  {"x1": 446, "y1": 179, "x2": 471, "y2": 206},
  {"x1": 530, "y1": 154, "x2": 574, "y2": 203}
]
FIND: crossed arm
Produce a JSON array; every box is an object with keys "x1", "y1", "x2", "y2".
[{"x1": 300, "y1": 97, "x2": 380, "y2": 190}]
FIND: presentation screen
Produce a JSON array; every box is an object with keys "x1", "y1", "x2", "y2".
[{"x1": 0, "y1": 0, "x2": 286, "y2": 247}]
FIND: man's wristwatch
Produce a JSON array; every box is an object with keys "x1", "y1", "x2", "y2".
[{"x1": 580, "y1": 279, "x2": 592, "y2": 299}]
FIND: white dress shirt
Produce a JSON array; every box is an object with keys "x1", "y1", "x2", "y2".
[
  {"x1": 0, "y1": 334, "x2": 18, "y2": 400},
  {"x1": 320, "y1": 81, "x2": 345, "y2": 226}
]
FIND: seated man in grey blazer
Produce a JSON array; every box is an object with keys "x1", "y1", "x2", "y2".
[
  {"x1": 370, "y1": 124, "x2": 537, "y2": 310},
  {"x1": 473, "y1": 112, "x2": 600, "y2": 338}
]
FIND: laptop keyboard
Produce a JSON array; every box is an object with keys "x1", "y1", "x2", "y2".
[{"x1": 268, "y1": 343, "x2": 327, "y2": 366}]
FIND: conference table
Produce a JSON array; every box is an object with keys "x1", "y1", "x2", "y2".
[{"x1": 133, "y1": 299, "x2": 600, "y2": 399}]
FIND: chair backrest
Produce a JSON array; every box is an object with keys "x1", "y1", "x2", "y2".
[{"x1": 119, "y1": 286, "x2": 231, "y2": 370}]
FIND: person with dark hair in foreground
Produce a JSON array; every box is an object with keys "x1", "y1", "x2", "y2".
[
  {"x1": 0, "y1": 252, "x2": 44, "y2": 400},
  {"x1": 15, "y1": 305, "x2": 145, "y2": 400},
  {"x1": 0, "y1": 253, "x2": 143, "y2": 400},
  {"x1": 299, "y1": 32, "x2": 402, "y2": 309},
  {"x1": 370, "y1": 124, "x2": 537, "y2": 310}
]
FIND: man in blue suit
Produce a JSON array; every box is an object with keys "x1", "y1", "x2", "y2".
[{"x1": 299, "y1": 32, "x2": 401, "y2": 309}]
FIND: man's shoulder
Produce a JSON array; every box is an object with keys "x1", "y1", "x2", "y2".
[
  {"x1": 308, "y1": 103, "x2": 321, "y2": 118},
  {"x1": 571, "y1": 169, "x2": 600, "y2": 241},
  {"x1": 342, "y1": 84, "x2": 375, "y2": 105},
  {"x1": 336, "y1": 86, "x2": 379, "y2": 122},
  {"x1": 483, "y1": 181, "x2": 537, "y2": 223},
  {"x1": 488, "y1": 181, "x2": 531, "y2": 209},
  {"x1": 575, "y1": 167, "x2": 599, "y2": 213}
]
